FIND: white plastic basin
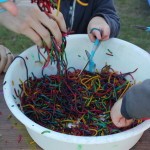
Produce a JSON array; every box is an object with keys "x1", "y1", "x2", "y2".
[{"x1": 3, "y1": 34, "x2": 150, "y2": 150}]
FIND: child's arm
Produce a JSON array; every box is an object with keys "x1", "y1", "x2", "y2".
[
  {"x1": 87, "y1": 0, "x2": 120, "y2": 41},
  {"x1": 111, "y1": 79, "x2": 150, "y2": 127},
  {"x1": 121, "y1": 79, "x2": 150, "y2": 119}
]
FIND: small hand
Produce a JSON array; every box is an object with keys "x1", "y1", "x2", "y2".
[
  {"x1": 110, "y1": 99, "x2": 134, "y2": 128},
  {"x1": 0, "y1": 0, "x2": 17, "y2": 16},
  {"x1": 87, "y1": 16, "x2": 110, "y2": 42}
]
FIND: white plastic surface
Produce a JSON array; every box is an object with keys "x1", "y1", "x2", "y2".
[{"x1": 3, "y1": 35, "x2": 150, "y2": 150}]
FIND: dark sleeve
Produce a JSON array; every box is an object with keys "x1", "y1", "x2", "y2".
[
  {"x1": 121, "y1": 79, "x2": 150, "y2": 119},
  {"x1": 91, "y1": 0, "x2": 120, "y2": 38}
]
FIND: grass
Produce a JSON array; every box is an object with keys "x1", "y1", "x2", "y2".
[
  {"x1": 0, "y1": 26, "x2": 33, "y2": 54},
  {"x1": 115, "y1": 0, "x2": 150, "y2": 51},
  {"x1": 0, "y1": 0, "x2": 150, "y2": 53}
]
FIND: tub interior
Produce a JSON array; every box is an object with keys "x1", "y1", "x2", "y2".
[
  {"x1": 6, "y1": 35, "x2": 150, "y2": 107},
  {"x1": 3, "y1": 34, "x2": 150, "y2": 147}
]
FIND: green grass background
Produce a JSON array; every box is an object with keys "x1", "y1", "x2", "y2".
[{"x1": 0, "y1": 0, "x2": 150, "y2": 53}]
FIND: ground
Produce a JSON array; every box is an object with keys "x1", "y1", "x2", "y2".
[{"x1": 0, "y1": 0, "x2": 150, "y2": 53}]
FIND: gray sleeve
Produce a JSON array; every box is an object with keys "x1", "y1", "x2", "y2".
[
  {"x1": 121, "y1": 79, "x2": 150, "y2": 119},
  {"x1": 91, "y1": 0, "x2": 120, "y2": 37}
]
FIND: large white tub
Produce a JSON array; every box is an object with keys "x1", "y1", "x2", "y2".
[{"x1": 3, "y1": 34, "x2": 150, "y2": 150}]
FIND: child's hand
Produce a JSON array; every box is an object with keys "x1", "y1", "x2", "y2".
[
  {"x1": 87, "y1": 16, "x2": 110, "y2": 42},
  {"x1": 110, "y1": 99, "x2": 134, "y2": 128},
  {"x1": 0, "y1": 0, "x2": 17, "y2": 16}
]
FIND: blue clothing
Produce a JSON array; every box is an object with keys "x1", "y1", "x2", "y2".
[
  {"x1": 148, "y1": 0, "x2": 150, "y2": 6},
  {"x1": 61, "y1": 0, "x2": 120, "y2": 37},
  {"x1": 121, "y1": 79, "x2": 150, "y2": 119}
]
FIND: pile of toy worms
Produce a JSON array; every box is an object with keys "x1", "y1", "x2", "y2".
[
  {"x1": 18, "y1": 65, "x2": 141, "y2": 136},
  {"x1": 36, "y1": 36, "x2": 67, "y2": 75},
  {"x1": 18, "y1": 0, "x2": 142, "y2": 136}
]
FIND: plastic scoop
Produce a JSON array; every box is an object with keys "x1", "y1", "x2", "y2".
[{"x1": 88, "y1": 39, "x2": 100, "y2": 72}]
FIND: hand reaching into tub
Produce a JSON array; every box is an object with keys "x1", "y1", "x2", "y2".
[
  {"x1": 0, "y1": 0, "x2": 17, "y2": 16},
  {"x1": 111, "y1": 80, "x2": 150, "y2": 128},
  {"x1": 0, "y1": 4, "x2": 67, "y2": 48},
  {"x1": 110, "y1": 99, "x2": 134, "y2": 128}
]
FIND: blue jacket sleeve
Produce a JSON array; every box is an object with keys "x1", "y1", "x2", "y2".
[
  {"x1": 121, "y1": 79, "x2": 150, "y2": 119},
  {"x1": 91, "y1": 0, "x2": 120, "y2": 37}
]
